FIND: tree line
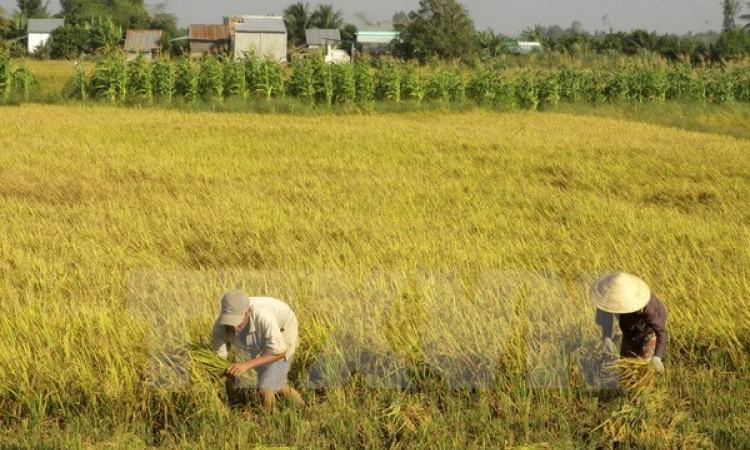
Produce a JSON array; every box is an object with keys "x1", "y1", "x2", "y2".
[{"x1": 1, "y1": 0, "x2": 750, "y2": 62}]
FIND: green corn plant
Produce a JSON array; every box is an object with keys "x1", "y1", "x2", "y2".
[
  {"x1": 731, "y1": 68, "x2": 750, "y2": 103},
  {"x1": 582, "y1": 71, "x2": 608, "y2": 104},
  {"x1": 243, "y1": 52, "x2": 262, "y2": 98},
  {"x1": 666, "y1": 64, "x2": 692, "y2": 101},
  {"x1": 311, "y1": 53, "x2": 333, "y2": 106},
  {"x1": 174, "y1": 57, "x2": 199, "y2": 103},
  {"x1": 539, "y1": 72, "x2": 560, "y2": 108},
  {"x1": 400, "y1": 63, "x2": 425, "y2": 104},
  {"x1": 374, "y1": 62, "x2": 401, "y2": 103},
  {"x1": 704, "y1": 70, "x2": 734, "y2": 105},
  {"x1": 628, "y1": 65, "x2": 667, "y2": 103},
  {"x1": 685, "y1": 73, "x2": 706, "y2": 103},
  {"x1": 221, "y1": 56, "x2": 246, "y2": 99},
  {"x1": 127, "y1": 55, "x2": 153, "y2": 102},
  {"x1": 332, "y1": 62, "x2": 356, "y2": 105},
  {"x1": 556, "y1": 65, "x2": 583, "y2": 102},
  {"x1": 354, "y1": 59, "x2": 374, "y2": 105},
  {"x1": 605, "y1": 69, "x2": 630, "y2": 102},
  {"x1": 198, "y1": 56, "x2": 224, "y2": 101},
  {"x1": 515, "y1": 70, "x2": 540, "y2": 110},
  {"x1": 65, "y1": 63, "x2": 88, "y2": 101},
  {"x1": 493, "y1": 71, "x2": 517, "y2": 109},
  {"x1": 256, "y1": 58, "x2": 285, "y2": 100},
  {"x1": 152, "y1": 57, "x2": 174, "y2": 102},
  {"x1": 446, "y1": 68, "x2": 466, "y2": 103},
  {"x1": 89, "y1": 54, "x2": 128, "y2": 103},
  {"x1": 0, "y1": 53, "x2": 11, "y2": 100},
  {"x1": 426, "y1": 68, "x2": 450, "y2": 102},
  {"x1": 467, "y1": 65, "x2": 503, "y2": 105},
  {"x1": 12, "y1": 65, "x2": 37, "y2": 101},
  {"x1": 288, "y1": 57, "x2": 316, "y2": 104}
]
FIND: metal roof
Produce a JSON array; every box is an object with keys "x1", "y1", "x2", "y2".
[
  {"x1": 356, "y1": 31, "x2": 400, "y2": 44},
  {"x1": 189, "y1": 25, "x2": 230, "y2": 41},
  {"x1": 124, "y1": 30, "x2": 163, "y2": 52},
  {"x1": 27, "y1": 18, "x2": 65, "y2": 34},
  {"x1": 235, "y1": 17, "x2": 286, "y2": 33},
  {"x1": 305, "y1": 29, "x2": 341, "y2": 45}
]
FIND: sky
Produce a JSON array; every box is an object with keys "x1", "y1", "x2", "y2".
[{"x1": 0, "y1": 0, "x2": 736, "y2": 36}]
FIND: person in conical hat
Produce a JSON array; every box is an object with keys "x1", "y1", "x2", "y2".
[{"x1": 590, "y1": 272, "x2": 669, "y2": 373}]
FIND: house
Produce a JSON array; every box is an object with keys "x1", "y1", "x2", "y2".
[
  {"x1": 189, "y1": 25, "x2": 231, "y2": 58},
  {"x1": 512, "y1": 41, "x2": 543, "y2": 54},
  {"x1": 355, "y1": 31, "x2": 400, "y2": 55},
  {"x1": 27, "y1": 18, "x2": 64, "y2": 54},
  {"x1": 233, "y1": 16, "x2": 287, "y2": 62},
  {"x1": 124, "y1": 30, "x2": 163, "y2": 60},
  {"x1": 304, "y1": 29, "x2": 348, "y2": 63}
]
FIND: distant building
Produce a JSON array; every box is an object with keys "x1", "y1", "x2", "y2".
[
  {"x1": 27, "y1": 18, "x2": 64, "y2": 54},
  {"x1": 233, "y1": 16, "x2": 287, "y2": 62},
  {"x1": 356, "y1": 31, "x2": 400, "y2": 55},
  {"x1": 512, "y1": 41, "x2": 543, "y2": 54},
  {"x1": 305, "y1": 29, "x2": 341, "y2": 48},
  {"x1": 189, "y1": 25, "x2": 231, "y2": 58},
  {"x1": 124, "y1": 30, "x2": 163, "y2": 60},
  {"x1": 304, "y1": 29, "x2": 348, "y2": 63}
]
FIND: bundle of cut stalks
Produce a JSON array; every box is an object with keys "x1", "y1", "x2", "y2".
[
  {"x1": 189, "y1": 346, "x2": 234, "y2": 381},
  {"x1": 606, "y1": 357, "x2": 657, "y2": 390}
]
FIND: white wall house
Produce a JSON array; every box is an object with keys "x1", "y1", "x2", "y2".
[
  {"x1": 304, "y1": 29, "x2": 348, "y2": 64},
  {"x1": 27, "y1": 19, "x2": 65, "y2": 54},
  {"x1": 233, "y1": 16, "x2": 287, "y2": 62}
]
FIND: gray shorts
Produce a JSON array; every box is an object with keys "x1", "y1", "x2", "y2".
[{"x1": 255, "y1": 359, "x2": 290, "y2": 392}]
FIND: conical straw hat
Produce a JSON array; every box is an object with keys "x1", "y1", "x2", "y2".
[{"x1": 590, "y1": 272, "x2": 651, "y2": 314}]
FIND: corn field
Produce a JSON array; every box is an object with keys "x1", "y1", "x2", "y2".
[
  {"x1": 5, "y1": 53, "x2": 750, "y2": 109},
  {"x1": 0, "y1": 54, "x2": 39, "y2": 101}
]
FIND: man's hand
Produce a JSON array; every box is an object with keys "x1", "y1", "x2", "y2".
[
  {"x1": 650, "y1": 356, "x2": 664, "y2": 374},
  {"x1": 226, "y1": 361, "x2": 253, "y2": 378},
  {"x1": 602, "y1": 337, "x2": 617, "y2": 354}
]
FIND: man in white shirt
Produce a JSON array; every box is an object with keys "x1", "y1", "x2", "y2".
[{"x1": 211, "y1": 289, "x2": 305, "y2": 408}]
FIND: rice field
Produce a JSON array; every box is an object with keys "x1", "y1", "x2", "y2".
[{"x1": 0, "y1": 104, "x2": 748, "y2": 449}]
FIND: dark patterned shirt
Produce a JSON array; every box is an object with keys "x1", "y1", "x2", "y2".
[{"x1": 596, "y1": 294, "x2": 669, "y2": 359}]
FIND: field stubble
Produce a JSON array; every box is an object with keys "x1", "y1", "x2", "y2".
[{"x1": 0, "y1": 105, "x2": 748, "y2": 449}]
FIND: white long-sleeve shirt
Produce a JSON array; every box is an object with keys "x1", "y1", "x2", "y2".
[{"x1": 211, "y1": 297, "x2": 298, "y2": 362}]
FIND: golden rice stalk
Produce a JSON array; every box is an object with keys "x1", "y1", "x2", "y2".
[
  {"x1": 189, "y1": 346, "x2": 232, "y2": 381},
  {"x1": 606, "y1": 358, "x2": 657, "y2": 391}
]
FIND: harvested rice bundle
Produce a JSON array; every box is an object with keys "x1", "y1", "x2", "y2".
[
  {"x1": 606, "y1": 357, "x2": 657, "y2": 391},
  {"x1": 189, "y1": 346, "x2": 247, "y2": 381}
]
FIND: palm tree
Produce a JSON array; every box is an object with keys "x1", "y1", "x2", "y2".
[
  {"x1": 284, "y1": 2, "x2": 311, "y2": 47},
  {"x1": 311, "y1": 4, "x2": 344, "y2": 30}
]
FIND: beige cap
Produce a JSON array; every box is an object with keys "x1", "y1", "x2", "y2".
[
  {"x1": 590, "y1": 272, "x2": 651, "y2": 314},
  {"x1": 218, "y1": 289, "x2": 250, "y2": 326}
]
